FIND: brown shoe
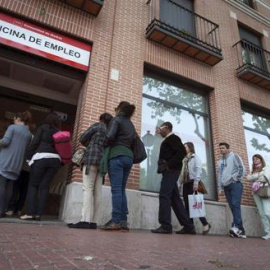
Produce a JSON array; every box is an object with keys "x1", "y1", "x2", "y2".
[
  {"x1": 120, "y1": 221, "x2": 130, "y2": 231},
  {"x1": 100, "y1": 220, "x2": 121, "y2": 230}
]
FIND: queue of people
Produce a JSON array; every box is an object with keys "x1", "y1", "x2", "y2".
[{"x1": 0, "y1": 102, "x2": 269, "y2": 240}]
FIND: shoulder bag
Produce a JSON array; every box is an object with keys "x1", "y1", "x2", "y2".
[
  {"x1": 132, "y1": 134, "x2": 147, "y2": 164},
  {"x1": 198, "y1": 180, "x2": 208, "y2": 194},
  {"x1": 72, "y1": 147, "x2": 86, "y2": 167},
  {"x1": 255, "y1": 175, "x2": 270, "y2": 198}
]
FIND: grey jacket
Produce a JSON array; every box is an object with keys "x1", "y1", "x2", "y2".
[
  {"x1": 217, "y1": 152, "x2": 245, "y2": 190},
  {"x1": 0, "y1": 124, "x2": 32, "y2": 180}
]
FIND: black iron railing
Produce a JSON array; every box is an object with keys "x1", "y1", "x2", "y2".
[
  {"x1": 233, "y1": 39, "x2": 270, "y2": 77},
  {"x1": 237, "y1": 0, "x2": 253, "y2": 8},
  {"x1": 146, "y1": 0, "x2": 222, "y2": 55}
]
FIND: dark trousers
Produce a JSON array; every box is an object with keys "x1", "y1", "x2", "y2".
[
  {"x1": 27, "y1": 158, "x2": 60, "y2": 216},
  {"x1": 158, "y1": 170, "x2": 194, "y2": 231},
  {"x1": 183, "y1": 182, "x2": 208, "y2": 226},
  {"x1": 0, "y1": 174, "x2": 14, "y2": 216},
  {"x1": 8, "y1": 170, "x2": 29, "y2": 213}
]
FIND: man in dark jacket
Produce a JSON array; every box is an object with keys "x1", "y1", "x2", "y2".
[{"x1": 151, "y1": 122, "x2": 195, "y2": 234}]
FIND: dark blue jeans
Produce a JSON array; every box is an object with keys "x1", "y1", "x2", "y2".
[
  {"x1": 224, "y1": 182, "x2": 245, "y2": 233},
  {"x1": 108, "y1": 156, "x2": 133, "y2": 224}
]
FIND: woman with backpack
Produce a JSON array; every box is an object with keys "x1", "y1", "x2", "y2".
[
  {"x1": 20, "y1": 112, "x2": 62, "y2": 221},
  {"x1": 0, "y1": 111, "x2": 32, "y2": 218},
  {"x1": 68, "y1": 113, "x2": 113, "y2": 229}
]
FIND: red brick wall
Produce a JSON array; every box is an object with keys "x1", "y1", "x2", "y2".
[{"x1": 1, "y1": 0, "x2": 270, "y2": 205}]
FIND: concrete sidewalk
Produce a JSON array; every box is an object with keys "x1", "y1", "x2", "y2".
[{"x1": 0, "y1": 221, "x2": 269, "y2": 270}]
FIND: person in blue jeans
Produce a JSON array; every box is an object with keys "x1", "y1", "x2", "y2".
[
  {"x1": 100, "y1": 101, "x2": 136, "y2": 231},
  {"x1": 218, "y1": 142, "x2": 246, "y2": 238}
]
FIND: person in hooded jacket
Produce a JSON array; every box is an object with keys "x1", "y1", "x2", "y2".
[{"x1": 218, "y1": 142, "x2": 246, "y2": 238}]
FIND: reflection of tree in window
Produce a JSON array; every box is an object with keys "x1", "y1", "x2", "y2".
[
  {"x1": 141, "y1": 76, "x2": 215, "y2": 199},
  {"x1": 251, "y1": 115, "x2": 270, "y2": 152},
  {"x1": 242, "y1": 111, "x2": 270, "y2": 153},
  {"x1": 143, "y1": 77, "x2": 205, "y2": 141}
]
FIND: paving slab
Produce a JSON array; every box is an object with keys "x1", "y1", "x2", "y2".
[{"x1": 0, "y1": 221, "x2": 269, "y2": 270}]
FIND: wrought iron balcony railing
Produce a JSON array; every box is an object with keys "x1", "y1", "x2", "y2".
[
  {"x1": 146, "y1": 0, "x2": 223, "y2": 66},
  {"x1": 233, "y1": 39, "x2": 270, "y2": 89},
  {"x1": 237, "y1": 0, "x2": 254, "y2": 8}
]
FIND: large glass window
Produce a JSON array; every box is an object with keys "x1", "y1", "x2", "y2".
[
  {"x1": 242, "y1": 109, "x2": 270, "y2": 169},
  {"x1": 140, "y1": 76, "x2": 216, "y2": 200}
]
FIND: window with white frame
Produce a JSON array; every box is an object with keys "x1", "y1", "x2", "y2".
[{"x1": 140, "y1": 75, "x2": 216, "y2": 200}]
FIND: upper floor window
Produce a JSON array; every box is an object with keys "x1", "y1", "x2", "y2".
[
  {"x1": 140, "y1": 75, "x2": 216, "y2": 200},
  {"x1": 160, "y1": 0, "x2": 195, "y2": 36},
  {"x1": 239, "y1": 26, "x2": 266, "y2": 72}
]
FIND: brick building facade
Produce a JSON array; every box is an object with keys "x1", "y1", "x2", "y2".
[{"x1": 1, "y1": 0, "x2": 270, "y2": 235}]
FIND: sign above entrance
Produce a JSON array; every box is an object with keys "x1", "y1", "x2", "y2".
[{"x1": 0, "y1": 13, "x2": 91, "y2": 71}]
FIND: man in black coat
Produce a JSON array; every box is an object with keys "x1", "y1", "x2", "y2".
[{"x1": 151, "y1": 122, "x2": 195, "y2": 234}]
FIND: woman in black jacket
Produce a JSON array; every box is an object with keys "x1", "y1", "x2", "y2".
[
  {"x1": 100, "y1": 101, "x2": 136, "y2": 231},
  {"x1": 20, "y1": 112, "x2": 62, "y2": 221}
]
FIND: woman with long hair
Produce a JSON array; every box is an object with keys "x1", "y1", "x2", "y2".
[
  {"x1": 20, "y1": 112, "x2": 62, "y2": 221},
  {"x1": 179, "y1": 142, "x2": 211, "y2": 235},
  {"x1": 100, "y1": 101, "x2": 136, "y2": 231},
  {"x1": 68, "y1": 113, "x2": 113, "y2": 229},
  {"x1": 247, "y1": 154, "x2": 270, "y2": 240},
  {"x1": 0, "y1": 111, "x2": 32, "y2": 217}
]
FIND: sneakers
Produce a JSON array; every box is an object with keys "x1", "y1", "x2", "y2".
[
  {"x1": 100, "y1": 220, "x2": 121, "y2": 230},
  {"x1": 262, "y1": 234, "x2": 270, "y2": 240},
  {"x1": 238, "y1": 231, "x2": 247, "y2": 239},
  {"x1": 20, "y1": 214, "x2": 36, "y2": 221},
  {"x1": 229, "y1": 227, "x2": 247, "y2": 238},
  {"x1": 5, "y1": 210, "x2": 14, "y2": 216}
]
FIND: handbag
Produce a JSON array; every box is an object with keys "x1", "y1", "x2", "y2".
[
  {"x1": 132, "y1": 135, "x2": 147, "y2": 164},
  {"x1": 198, "y1": 180, "x2": 208, "y2": 194},
  {"x1": 72, "y1": 147, "x2": 86, "y2": 167},
  {"x1": 255, "y1": 175, "x2": 270, "y2": 198},
  {"x1": 188, "y1": 192, "x2": 206, "y2": 218}
]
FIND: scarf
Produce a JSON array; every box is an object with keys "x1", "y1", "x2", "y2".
[{"x1": 179, "y1": 153, "x2": 193, "y2": 184}]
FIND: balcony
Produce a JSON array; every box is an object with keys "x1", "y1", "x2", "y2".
[
  {"x1": 237, "y1": 0, "x2": 254, "y2": 8},
  {"x1": 146, "y1": 0, "x2": 223, "y2": 66},
  {"x1": 233, "y1": 39, "x2": 270, "y2": 90},
  {"x1": 57, "y1": 0, "x2": 104, "y2": 16}
]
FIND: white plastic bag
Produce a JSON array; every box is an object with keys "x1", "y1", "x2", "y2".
[{"x1": 188, "y1": 193, "x2": 206, "y2": 218}]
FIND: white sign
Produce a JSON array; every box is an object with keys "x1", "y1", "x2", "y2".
[{"x1": 0, "y1": 12, "x2": 91, "y2": 71}]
